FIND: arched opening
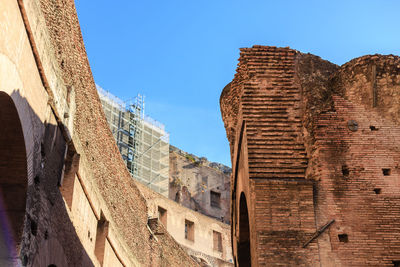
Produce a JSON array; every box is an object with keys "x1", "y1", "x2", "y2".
[
  {"x1": 0, "y1": 92, "x2": 28, "y2": 261},
  {"x1": 238, "y1": 192, "x2": 251, "y2": 267}
]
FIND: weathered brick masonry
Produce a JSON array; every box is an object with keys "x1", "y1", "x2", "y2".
[
  {"x1": 0, "y1": 0, "x2": 198, "y2": 265},
  {"x1": 220, "y1": 45, "x2": 400, "y2": 266}
]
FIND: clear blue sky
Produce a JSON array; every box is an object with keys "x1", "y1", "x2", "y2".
[{"x1": 75, "y1": 0, "x2": 400, "y2": 167}]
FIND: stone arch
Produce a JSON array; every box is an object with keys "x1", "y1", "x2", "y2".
[
  {"x1": 238, "y1": 192, "x2": 251, "y2": 267},
  {"x1": 0, "y1": 53, "x2": 35, "y2": 186},
  {"x1": 0, "y1": 53, "x2": 38, "y2": 265},
  {"x1": 0, "y1": 92, "x2": 28, "y2": 264},
  {"x1": 32, "y1": 238, "x2": 68, "y2": 267}
]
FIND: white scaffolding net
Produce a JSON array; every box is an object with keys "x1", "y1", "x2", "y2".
[{"x1": 97, "y1": 84, "x2": 169, "y2": 196}]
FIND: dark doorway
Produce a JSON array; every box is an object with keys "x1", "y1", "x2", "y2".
[
  {"x1": 0, "y1": 92, "x2": 28, "y2": 260},
  {"x1": 238, "y1": 192, "x2": 251, "y2": 266}
]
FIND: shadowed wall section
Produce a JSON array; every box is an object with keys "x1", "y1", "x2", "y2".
[
  {"x1": 0, "y1": 92, "x2": 27, "y2": 265},
  {"x1": 237, "y1": 193, "x2": 250, "y2": 267}
]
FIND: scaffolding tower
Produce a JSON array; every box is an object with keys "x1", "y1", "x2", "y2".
[{"x1": 97, "y1": 85, "x2": 169, "y2": 196}]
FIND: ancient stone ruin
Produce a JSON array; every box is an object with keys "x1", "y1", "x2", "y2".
[
  {"x1": 220, "y1": 45, "x2": 400, "y2": 266},
  {"x1": 0, "y1": 0, "x2": 199, "y2": 265}
]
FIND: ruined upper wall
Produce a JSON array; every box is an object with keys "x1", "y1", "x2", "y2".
[
  {"x1": 169, "y1": 149, "x2": 231, "y2": 224},
  {"x1": 220, "y1": 45, "x2": 400, "y2": 266},
  {"x1": 220, "y1": 46, "x2": 340, "y2": 153},
  {"x1": 221, "y1": 46, "x2": 400, "y2": 151},
  {"x1": 332, "y1": 54, "x2": 400, "y2": 123},
  {"x1": 136, "y1": 181, "x2": 233, "y2": 266}
]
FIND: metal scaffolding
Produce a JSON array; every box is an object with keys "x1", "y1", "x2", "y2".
[{"x1": 97, "y1": 85, "x2": 169, "y2": 196}]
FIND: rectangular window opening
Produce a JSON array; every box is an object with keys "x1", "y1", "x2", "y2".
[
  {"x1": 383, "y1": 168, "x2": 391, "y2": 176},
  {"x1": 158, "y1": 206, "x2": 167, "y2": 228},
  {"x1": 373, "y1": 188, "x2": 382, "y2": 194},
  {"x1": 338, "y1": 234, "x2": 348, "y2": 243},
  {"x1": 66, "y1": 85, "x2": 73, "y2": 106},
  {"x1": 185, "y1": 219, "x2": 194, "y2": 241},
  {"x1": 342, "y1": 165, "x2": 349, "y2": 176},
  {"x1": 95, "y1": 212, "x2": 109, "y2": 266},
  {"x1": 210, "y1": 191, "x2": 221, "y2": 208},
  {"x1": 213, "y1": 230, "x2": 223, "y2": 252}
]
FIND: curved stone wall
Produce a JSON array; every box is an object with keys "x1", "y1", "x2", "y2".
[{"x1": 1, "y1": 0, "x2": 199, "y2": 266}]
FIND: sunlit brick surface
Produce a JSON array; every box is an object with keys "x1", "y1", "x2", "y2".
[{"x1": 221, "y1": 46, "x2": 400, "y2": 266}]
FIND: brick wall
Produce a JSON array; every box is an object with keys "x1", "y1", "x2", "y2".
[
  {"x1": 0, "y1": 0, "x2": 199, "y2": 265},
  {"x1": 221, "y1": 45, "x2": 400, "y2": 266},
  {"x1": 310, "y1": 55, "x2": 400, "y2": 266},
  {"x1": 35, "y1": 0, "x2": 199, "y2": 264}
]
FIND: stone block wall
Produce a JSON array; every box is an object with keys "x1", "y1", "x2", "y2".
[
  {"x1": 169, "y1": 147, "x2": 231, "y2": 224},
  {"x1": 136, "y1": 181, "x2": 233, "y2": 267}
]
